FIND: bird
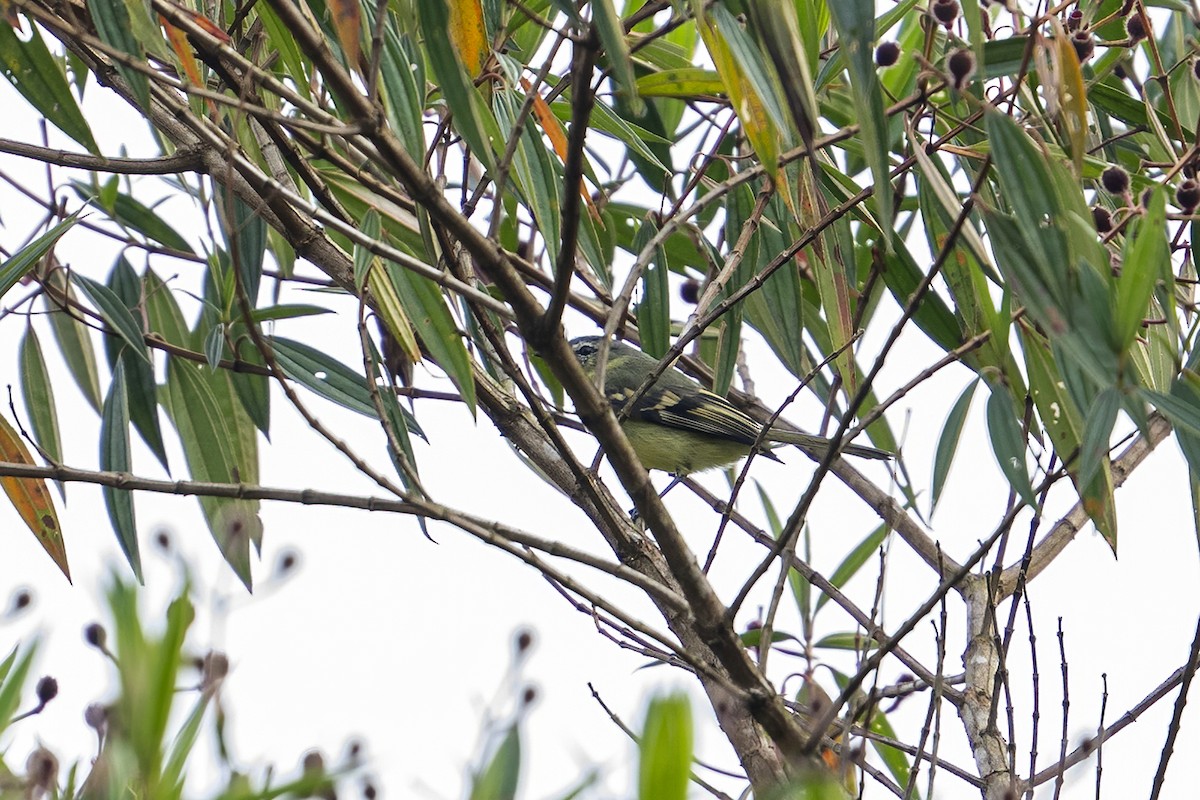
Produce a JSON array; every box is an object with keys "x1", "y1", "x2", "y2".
[{"x1": 569, "y1": 336, "x2": 892, "y2": 475}]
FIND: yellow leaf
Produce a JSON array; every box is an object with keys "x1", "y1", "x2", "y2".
[
  {"x1": 694, "y1": 11, "x2": 780, "y2": 178},
  {"x1": 1051, "y1": 21, "x2": 1087, "y2": 176},
  {"x1": 448, "y1": 0, "x2": 487, "y2": 78},
  {"x1": 329, "y1": 0, "x2": 361, "y2": 72},
  {"x1": 0, "y1": 414, "x2": 69, "y2": 581}
]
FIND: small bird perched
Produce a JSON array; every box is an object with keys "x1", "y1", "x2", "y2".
[{"x1": 570, "y1": 336, "x2": 892, "y2": 474}]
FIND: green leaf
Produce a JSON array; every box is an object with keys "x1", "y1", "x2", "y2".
[
  {"x1": 0, "y1": 21, "x2": 98, "y2": 153},
  {"x1": 71, "y1": 181, "x2": 195, "y2": 254},
  {"x1": 1144, "y1": 387, "x2": 1200, "y2": 439},
  {"x1": 1024, "y1": 330, "x2": 1117, "y2": 548},
  {"x1": 827, "y1": 0, "x2": 892, "y2": 240},
  {"x1": 230, "y1": 346, "x2": 271, "y2": 437},
  {"x1": 710, "y1": 5, "x2": 791, "y2": 139},
  {"x1": 220, "y1": 191, "x2": 266, "y2": 304},
  {"x1": 269, "y1": 336, "x2": 377, "y2": 417},
  {"x1": 160, "y1": 689, "x2": 212, "y2": 796},
  {"x1": 829, "y1": 666, "x2": 912, "y2": 791},
  {"x1": 101, "y1": 356, "x2": 142, "y2": 582},
  {"x1": 250, "y1": 304, "x2": 335, "y2": 322},
  {"x1": 1078, "y1": 388, "x2": 1120, "y2": 492},
  {"x1": 738, "y1": 627, "x2": 799, "y2": 648},
  {"x1": 1115, "y1": 189, "x2": 1168, "y2": 352},
  {"x1": 0, "y1": 641, "x2": 36, "y2": 731},
  {"x1": 931, "y1": 378, "x2": 978, "y2": 515},
  {"x1": 354, "y1": 208, "x2": 382, "y2": 289},
  {"x1": 592, "y1": 0, "x2": 642, "y2": 114},
  {"x1": 74, "y1": 274, "x2": 151, "y2": 364},
  {"x1": 43, "y1": 269, "x2": 102, "y2": 412},
  {"x1": 86, "y1": 0, "x2": 151, "y2": 108},
  {"x1": 143, "y1": 268, "x2": 193, "y2": 349},
  {"x1": 383, "y1": 261, "x2": 477, "y2": 413},
  {"x1": 470, "y1": 725, "x2": 521, "y2": 800},
  {"x1": 105, "y1": 257, "x2": 168, "y2": 470},
  {"x1": 633, "y1": 219, "x2": 670, "y2": 358},
  {"x1": 986, "y1": 387, "x2": 1039, "y2": 509},
  {"x1": 0, "y1": 217, "x2": 78, "y2": 302},
  {"x1": 814, "y1": 522, "x2": 891, "y2": 614},
  {"x1": 815, "y1": 632, "x2": 877, "y2": 650},
  {"x1": 107, "y1": 578, "x2": 194, "y2": 783},
  {"x1": 204, "y1": 324, "x2": 225, "y2": 369},
  {"x1": 638, "y1": 693, "x2": 692, "y2": 800},
  {"x1": 636, "y1": 68, "x2": 723, "y2": 98},
  {"x1": 19, "y1": 327, "x2": 62, "y2": 468},
  {"x1": 162, "y1": 358, "x2": 257, "y2": 589},
  {"x1": 879, "y1": 240, "x2": 963, "y2": 353},
  {"x1": 379, "y1": 26, "x2": 427, "y2": 156}
]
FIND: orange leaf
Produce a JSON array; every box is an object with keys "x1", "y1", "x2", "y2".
[
  {"x1": 328, "y1": 0, "x2": 361, "y2": 72},
  {"x1": 521, "y1": 77, "x2": 599, "y2": 221},
  {"x1": 448, "y1": 0, "x2": 487, "y2": 77},
  {"x1": 159, "y1": 15, "x2": 204, "y2": 87},
  {"x1": 0, "y1": 414, "x2": 69, "y2": 582}
]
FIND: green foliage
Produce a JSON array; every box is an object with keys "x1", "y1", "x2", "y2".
[
  {"x1": 5, "y1": 0, "x2": 1200, "y2": 794},
  {"x1": 0, "y1": 575, "x2": 364, "y2": 799}
]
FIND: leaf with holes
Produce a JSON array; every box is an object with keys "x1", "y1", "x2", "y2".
[{"x1": 0, "y1": 413, "x2": 68, "y2": 581}]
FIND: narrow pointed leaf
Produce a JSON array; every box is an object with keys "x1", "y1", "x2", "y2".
[
  {"x1": 19, "y1": 327, "x2": 62, "y2": 467},
  {"x1": 101, "y1": 356, "x2": 142, "y2": 582},
  {"x1": 633, "y1": 219, "x2": 670, "y2": 358},
  {"x1": 163, "y1": 358, "x2": 256, "y2": 589},
  {"x1": 418, "y1": 0, "x2": 496, "y2": 165},
  {"x1": 221, "y1": 191, "x2": 266, "y2": 305},
  {"x1": 828, "y1": 0, "x2": 891, "y2": 238},
  {"x1": 932, "y1": 378, "x2": 978, "y2": 514},
  {"x1": 329, "y1": 0, "x2": 362, "y2": 69},
  {"x1": 383, "y1": 261, "x2": 477, "y2": 412},
  {"x1": 0, "y1": 217, "x2": 77, "y2": 301},
  {"x1": 105, "y1": 257, "x2": 168, "y2": 470},
  {"x1": 592, "y1": 0, "x2": 642, "y2": 114},
  {"x1": 0, "y1": 413, "x2": 68, "y2": 581},
  {"x1": 470, "y1": 724, "x2": 521, "y2": 800},
  {"x1": 87, "y1": 0, "x2": 151, "y2": 108},
  {"x1": 269, "y1": 337, "x2": 379, "y2": 418},
  {"x1": 638, "y1": 694, "x2": 691, "y2": 800},
  {"x1": 814, "y1": 522, "x2": 891, "y2": 614},
  {"x1": 448, "y1": 0, "x2": 487, "y2": 76},
  {"x1": 1078, "y1": 388, "x2": 1120, "y2": 491},
  {"x1": 986, "y1": 388, "x2": 1039, "y2": 509},
  {"x1": 0, "y1": 641, "x2": 37, "y2": 730},
  {"x1": 0, "y1": 22, "x2": 98, "y2": 153},
  {"x1": 354, "y1": 208, "x2": 382, "y2": 289},
  {"x1": 44, "y1": 270, "x2": 102, "y2": 412},
  {"x1": 74, "y1": 274, "x2": 151, "y2": 363}
]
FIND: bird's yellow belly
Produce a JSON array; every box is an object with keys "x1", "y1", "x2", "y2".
[{"x1": 620, "y1": 419, "x2": 752, "y2": 474}]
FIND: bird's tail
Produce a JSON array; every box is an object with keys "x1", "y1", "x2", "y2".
[{"x1": 771, "y1": 429, "x2": 893, "y2": 461}]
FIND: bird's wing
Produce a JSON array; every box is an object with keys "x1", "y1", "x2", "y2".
[{"x1": 608, "y1": 385, "x2": 763, "y2": 445}]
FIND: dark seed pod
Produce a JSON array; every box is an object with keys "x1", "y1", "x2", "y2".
[
  {"x1": 875, "y1": 41, "x2": 900, "y2": 67},
  {"x1": 1126, "y1": 14, "x2": 1148, "y2": 42},
  {"x1": 1177, "y1": 179, "x2": 1200, "y2": 213},
  {"x1": 932, "y1": 0, "x2": 959, "y2": 29},
  {"x1": 1071, "y1": 31, "x2": 1094, "y2": 62},
  {"x1": 948, "y1": 49, "x2": 976, "y2": 90},
  {"x1": 1101, "y1": 166, "x2": 1130, "y2": 195}
]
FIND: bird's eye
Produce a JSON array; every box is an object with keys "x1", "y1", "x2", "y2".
[{"x1": 576, "y1": 343, "x2": 596, "y2": 358}]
